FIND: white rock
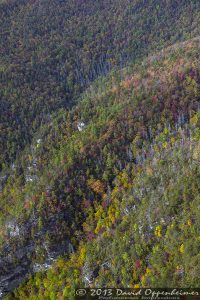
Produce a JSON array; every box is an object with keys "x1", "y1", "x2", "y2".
[
  {"x1": 7, "y1": 221, "x2": 20, "y2": 237},
  {"x1": 37, "y1": 139, "x2": 42, "y2": 144},
  {"x1": 26, "y1": 175, "x2": 33, "y2": 182},
  {"x1": 77, "y1": 122, "x2": 86, "y2": 132},
  {"x1": 11, "y1": 163, "x2": 16, "y2": 170},
  {"x1": 33, "y1": 259, "x2": 56, "y2": 273}
]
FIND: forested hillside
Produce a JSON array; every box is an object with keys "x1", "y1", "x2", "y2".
[
  {"x1": 0, "y1": 35, "x2": 199, "y2": 299},
  {"x1": 1, "y1": 0, "x2": 200, "y2": 170}
]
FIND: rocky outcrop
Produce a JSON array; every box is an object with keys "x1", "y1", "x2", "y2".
[{"x1": 0, "y1": 212, "x2": 73, "y2": 299}]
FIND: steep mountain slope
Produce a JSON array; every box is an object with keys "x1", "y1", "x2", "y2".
[
  {"x1": 0, "y1": 38, "x2": 200, "y2": 298},
  {"x1": 1, "y1": 0, "x2": 200, "y2": 170},
  {"x1": 12, "y1": 136, "x2": 199, "y2": 299}
]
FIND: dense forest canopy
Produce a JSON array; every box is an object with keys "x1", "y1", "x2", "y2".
[
  {"x1": 0, "y1": 0, "x2": 200, "y2": 299},
  {"x1": 0, "y1": 0, "x2": 200, "y2": 170}
]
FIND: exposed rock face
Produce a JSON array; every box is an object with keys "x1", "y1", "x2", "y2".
[
  {"x1": 0, "y1": 213, "x2": 72, "y2": 299},
  {"x1": 0, "y1": 243, "x2": 34, "y2": 297}
]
